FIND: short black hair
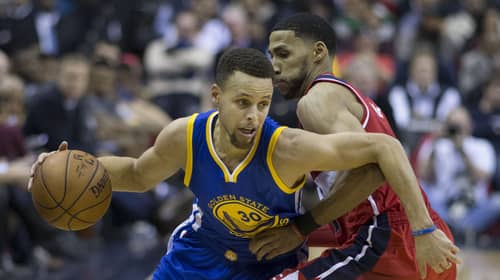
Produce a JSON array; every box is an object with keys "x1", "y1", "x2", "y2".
[
  {"x1": 215, "y1": 48, "x2": 273, "y2": 88},
  {"x1": 272, "y1": 13, "x2": 336, "y2": 56}
]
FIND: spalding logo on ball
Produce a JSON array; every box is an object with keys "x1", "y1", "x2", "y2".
[{"x1": 30, "y1": 150, "x2": 112, "y2": 231}]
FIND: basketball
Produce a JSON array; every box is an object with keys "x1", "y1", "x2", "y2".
[{"x1": 30, "y1": 150, "x2": 112, "y2": 231}]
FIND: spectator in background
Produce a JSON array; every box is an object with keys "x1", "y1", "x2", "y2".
[
  {"x1": 459, "y1": 7, "x2": 500, "y2": 103},
  {"x1": 336, "y1": 31, "x2": 396, "y2": 88},
  {"x1": 1, "y1": 0, "x2": 86, "y2": 56},
  {"x1": 0, "y1": 74, "x2": 63, "y2": 276},
  {"x1": 23, "y1": 53, "x2": 96, "y2": 153},
  {"x1": 469, "y1": 76, "x2": 500, "y2": 193},
  {"x1": 11, "y1": 46, "x2": 46, "y2": 99},
  {"x1": 417, "y1": 107, "x2": 496, "y2": 239},
  {"x1": 388, "y1": 46, "x2": 461, "y2": 150},
  {"x1": 92, "y1": 41, "x2": 121, "y2": 67},
  {"x1": 332, "y1": 0, "x2": 396, "y2": 52},
  {"x1": 88, "y1": 58, "x2": 138, "y2": 156},
  {"x1": 342, "y1": 53, "x2": 398, "y2": 132},
  {"x1": 394, "y1": 0, "x2": 459, "y2": 62},
  {"x1": 115, "y1": 54, "x2": 171, "y2": 156},
  {"x1": 0, "y1": 51, "x2": 10, "y2": 82},
  {"x1": 144, "y1": 10, "x2": 214, "y2": 118}
]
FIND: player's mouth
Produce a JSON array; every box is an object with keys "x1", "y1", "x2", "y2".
[{"x1": 238, "y1": 128, "x2": 257, "y2": 138}]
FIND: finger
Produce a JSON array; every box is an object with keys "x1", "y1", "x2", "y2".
[
  {"x1": 418, "y1": 262, "x2": 427, "y2": 279},
  {"x1": 249, "y1": 234, "x2": 273, "y2": 253},
  {"x1": 30, "y1": 162, "x2": 37, "y2": 177},
  {"x1": 37, "y1": 152, "x2": 51, "y2": 164},
  {"x1": 265, "y1": 247, "x2": 285, "y2": 261},
  {"x1": 432, "y1": 264, "x2": 444, "y2": 274},
  {"x1": 440, "y1": 261, "x2": 451, "y2": 270},
  {"x1": 27, "y1": 178, "x2": 33, "y2": 192},
  {"x1": 447, "y1": 251, "x2": 463, "y2": 265},
  {"x1": 256, "y1": 241, "x2": 279, "y2": 261},
  {"x1": 449, "y1": 243, "x2": 460, "y2": 255},
  {"x1": 58, "y1": 141, "x2": 68, "y2": 151}
]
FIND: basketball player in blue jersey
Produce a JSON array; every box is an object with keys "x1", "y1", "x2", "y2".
[{"x1": 29, "y1": 48, "x2": 457, "y2": 280}]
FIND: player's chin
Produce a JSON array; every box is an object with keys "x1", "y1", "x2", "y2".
[
  {"x1": 276, "y1": 88, "x2": 297, "y2": 100},
  {"x1": 233, "y1": 135, "x2": 254, "y2": 149}
]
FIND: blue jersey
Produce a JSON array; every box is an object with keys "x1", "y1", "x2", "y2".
[
  {"x1": 153, "y1": 110, "x2": 306, "y2": 280},
  {"x1": 185, "y1": 110, "x2": 304, "y2": 261}
]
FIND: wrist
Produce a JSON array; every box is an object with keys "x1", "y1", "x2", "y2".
[
  {"x1": 294, "y1": 212, "x2": 321, "y2": 237},
  {"x1": 412, "y1": 224, "x2": 437, "y2": 237}
]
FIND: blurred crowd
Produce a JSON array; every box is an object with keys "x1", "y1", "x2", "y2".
[{"x1": 0, "y1": 0, "x2": 499, "y2": 278}]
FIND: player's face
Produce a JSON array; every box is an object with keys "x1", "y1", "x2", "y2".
[
  {"x1": 269, "y1": 30, "x2": 311, "y2": 100},
  {"x1": 213, "y1": 71, "x2": 272, "y2": 149}
]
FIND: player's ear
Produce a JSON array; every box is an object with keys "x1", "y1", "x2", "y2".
[
  {"x1": 312, "y1": 42, "x2": 327, "y2": 63},
  {"x1": 211, "y1": 84, "x2": 221, "y2": 107}
]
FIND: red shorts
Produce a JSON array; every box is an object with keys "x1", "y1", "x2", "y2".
[{"x1": 272, "y1": 213, "x2": 456, "y2": 280}]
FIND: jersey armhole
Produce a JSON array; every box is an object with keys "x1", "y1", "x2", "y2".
[{"x1": 266, "y1": 127, "x2": 307, "y2": 194}]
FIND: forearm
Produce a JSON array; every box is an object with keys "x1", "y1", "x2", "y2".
[
  {"x1": 98, "y1": 156, "x2": 151, "y2": 193},
  {"x1": 377, "y1": 140, "x2": 433, "y2": 230},
  {"x1": 310, "y1": 164, "x2": 385, "y2": 225}
]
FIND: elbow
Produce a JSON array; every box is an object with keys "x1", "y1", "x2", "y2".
[
  {"x1": 130, "y1": 162, "x2": 153, "y2": 193},
  {"x1": 373, "y1": 134, "x2": 404, "y2": 160}
]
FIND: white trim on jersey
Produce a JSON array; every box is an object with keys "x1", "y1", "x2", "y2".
[
  {"x1": 313, "y1": 77, "x2": 371, "y2": 129},
  {"x1": 315, "y1": 216, "x2": 379, "y2": 279},
  {"x1": 167, "y1": 202, "x2": 202, "y2": 252}
]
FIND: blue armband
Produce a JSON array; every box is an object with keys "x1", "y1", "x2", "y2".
[{"x1": 412, "y1": 224, "x2": 437, "y2": 237}]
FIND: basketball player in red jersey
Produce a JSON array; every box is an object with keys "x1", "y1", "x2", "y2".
[{"x1": 249, "y1": 13, "x2": 460, "y2": 280}]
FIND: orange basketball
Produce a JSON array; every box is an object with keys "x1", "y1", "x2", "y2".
[{"x1": 31, "y1": 150, "x2": 112, "y2": 231}]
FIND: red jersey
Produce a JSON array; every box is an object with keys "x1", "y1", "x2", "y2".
[{"x1": 306, "y1": 73, "x2": 438, "y2": 247}]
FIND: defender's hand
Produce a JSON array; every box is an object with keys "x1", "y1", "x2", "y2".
[
  {"x1": 27, "y1": 141, "x2": 68, "y2": 192},
  {"x1": 415, "y1": 229, "x2": 462, "y2": 279},
  {"x1": 249, "y1": 224, "x2": 304, "y2": 261}
]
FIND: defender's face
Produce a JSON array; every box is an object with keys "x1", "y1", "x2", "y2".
[
  {"x1": 269, "y1": 30, "x2": 311, "y2": 99},
  {"x1": 214, "y1": 71, "x2": 272, "y2": 149}
]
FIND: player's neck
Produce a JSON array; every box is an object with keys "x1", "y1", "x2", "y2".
[
  {"x1": 212, "y1": 119, "x2": 250, "y2": 161},
  {"x1": 299, "y1": 61, "x2": 331, "y2": 98}
]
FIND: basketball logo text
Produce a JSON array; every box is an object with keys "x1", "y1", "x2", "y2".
[
  {"x1": 209, "y1": 195, "x2": 289, "y2": 238},
  {"x1": 73, "y1": 153, "x2": 96, "y2": 178},
  {"x1": 90, "y1": 172, "x2": 109, "y2": 198}
]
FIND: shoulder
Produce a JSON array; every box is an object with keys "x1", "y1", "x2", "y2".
[
  {"x1": 154, "y1": 116, "x2": 191, "y2": 156},
  {"x1": 272, "y1": 127, "x2": 307, "y2": 160},
  {"x1": 300, "y1": 82, "x2": 356, "y2": 110}
]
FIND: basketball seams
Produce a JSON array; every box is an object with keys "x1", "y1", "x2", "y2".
[
  {"x1": 62, "y1": 150, "x2": 71, "y2": 204},
  {"x1": 46, "y1": 155, "x2": 100, "y2": 225},
  {"x1": 39, "y1": 158, "x2": 62, "y2": 208},
  {"x1": 64, "y1": 155, "x2": 100, "y2": 212},
  {"x1": 47, "y1": 178, "x2": 108, "y2": 225},
  {"x1": 66, "y1": 191, "x2": 112, "y2": 230}
]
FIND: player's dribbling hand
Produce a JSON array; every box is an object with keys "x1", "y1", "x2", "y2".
[
  {"x1": 415, "y1": 228, "x2": 462, "y2": 279},
  {"x1": 249, "y1": 224, "x2": 305, "y2": 261},
  {"x1": 27, "y1": 141, "x2": 68, "y2": 192}
]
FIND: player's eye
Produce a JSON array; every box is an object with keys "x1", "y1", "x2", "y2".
[
  {"x1": 237, "y1": 99, "x2": 250, "y2": 107},
  {"x1": 277, "y1": 51, "x2": 289, "y2": 58},
  {"x1": 258, "y1": 102, "x2": 269, "y2": 110}
]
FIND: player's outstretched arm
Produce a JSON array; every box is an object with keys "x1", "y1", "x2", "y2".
[
  {"x1": 28, "y1": 117, "x2": 189, "y2": 193},
  {"x1": 98, "y1": 117, "x2": 188, "y2": 192},
  {"x1": 251, "y1": 129, "x2": 461, "y2": 277}
]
